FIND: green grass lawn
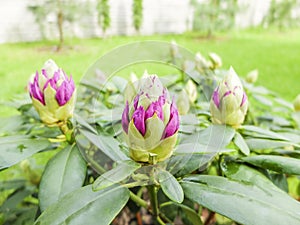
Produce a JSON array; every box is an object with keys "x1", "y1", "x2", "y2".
[{"x1": 0, "y1": 29, "x2": 300, "y2": 116}]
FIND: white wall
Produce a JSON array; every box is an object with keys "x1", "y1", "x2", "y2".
[
  {"x1": 235, "y1": 0, "x2": 271, "y2": 28},
  {"x1": 0, "y1": 0, "x2": 298, "y2": 43},
  {"x1": 0, "y1": 0, "x2": 41, "y2": 43},
  {"x1": 0, "y1": 0, "x2": 193, "y2": 43}
]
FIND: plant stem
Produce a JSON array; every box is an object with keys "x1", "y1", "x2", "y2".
[
  {"x1": 156, "y1": 215, "x2": 166, "y2": 225},
  {"x1": 86, "y1": 155, "x2": 106, "y2": 174},
  {"x1": 129, "y1": 191, "x2": 148, "y2": 208},
  {"x1": 147, "y1": 185, "x2": 159, "y2": 217}
]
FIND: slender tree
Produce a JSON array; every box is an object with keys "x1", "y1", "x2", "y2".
[
  {"x1": 57, "y1": 0, "x2": 64, "y2": 50},
  {"x1": 97, "y1": 0, "x2": 111, "y2": 36},
  {"x1": 133, "y1": 0, "x2": 143, "y2": 33}
]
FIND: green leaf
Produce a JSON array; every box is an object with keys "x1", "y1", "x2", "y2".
[
  {"x1": 269, "y1": 173, "x2": 288, "y2": 192},
  {"x1": 175, "y1": 143, "x2": 234, "y2": 154},
  {"x1": 179, "y1": 203, "x2": 203, "y2": 225},
  {"x1": 160, "y1": 202, "x2": 203, "y2": 225},
  {"x1": 245, "y1": 138, "x2": 298, "y2": 150},
  {"x1": 157, "y1": 169, "x2": 184, "y2": 203},
  {"x1": 78, "y1": 129, "x2": 129, "y2": 161},
  {"x1": 167, "y1": 154, "x2": 213, "y2": 177},
  {"x1": 92, "y1": 160, "x2": 141, "y2": 191},
  {"x1": 168, "y1": 125, "x2": 235, "y2": 177},
  {"x1": 0, "y1": 116, "x2": 24, "y2": 134},
  {"x1": 241, "y1": 125, "x2": 289, "y2": 141},
  {"x1": 182, "y1": 175, "x2": 300, "y2": 225},
  {"x1": 74, "y1": 114, "x2": 98, "y2": 134},
  {"x1": 0, "y1": 180, "x2": 26, "y2": 191},
  {"x1": 0, "y1": 135, "x2": 50, "y2": 169},
  {"x1": 39, "y1": 145, "x2": 87, "y2": 211},
  {"x1": 34, "y1": 185, "x2": 129, "y2": 225},
  {"x1": 252, "y1": 94, "x2": 273, "y2": 106},
  {"x1": 0, "y1": 188, "x2": 33, "y2": 213},
  {"x1": 233, "y1": 132, "x2": 250, "y2": 155},
  {"x1": 243, "y1": 155, "x2": 300, "y2": 175},
  {"x1": 13, "y1": 206, "x2": 38, "y2": 225}
]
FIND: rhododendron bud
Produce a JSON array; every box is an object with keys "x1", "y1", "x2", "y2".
[
  {"x1": 210, "y1": 67, "x2": 248, "y2": 127},
  {"x1": 293, "y1": 94, "x2": 300, "y2": 112},
  {"x1": 170, "y1": 40, "x2": 179, "y2": 58},
  {"x1": 176, "y1": 90, "x2": 190, "y2": 115},
  {"x1": 122, "y1": 75, "x2": 179, "y2": 163},
  {"x1": 28, "y1": 59, "x2": 76, "y2": 126},
  {"x1": 245, "y1": 69, "x2": 259, "y2": 84},
  {"x1": 195, "y1": 52, "x2": 211, "y2": 70},
  {"x1": 209, "y1": 52, "x2": 222, "y2": 69},
  {"x1": 185, "y1": 79, "x2": 198, "y2": 103}
]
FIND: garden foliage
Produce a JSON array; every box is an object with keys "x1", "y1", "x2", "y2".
[{"x1": 0, "y1": 41, "x2": 300, "y2": 225}]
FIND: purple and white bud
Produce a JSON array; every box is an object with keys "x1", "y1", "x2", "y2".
[
  {"x1": 122, "y1": 75, "x2": 179, "y2": 162},
  {"x1": 28, "y1": 59, "x2": 76, "y2": 126},
  {"x1": 210, "y1": 67, "x2": 248, "y2": 127}
]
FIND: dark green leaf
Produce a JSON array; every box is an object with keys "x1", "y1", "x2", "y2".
[
  {"x1": 39, "y1": 145, "x2": 87, "y2": 211},
  {"x1": 167, "y1": 154, "x2": 213, "y2": 177},
  {"x1": 243, "y1": 155, "x2": 300, "y2": 175},
  {"x1": 182, "y1": 175, "x2": 300, "y2": 225},
  {"x1": 78, "y1": 129, "x2": 129, "y2": 161},
  {"x1": 241, "y1": 125, "x2": 289, "y2": 141},
  {"x1": 0, "y1": 135, "x2": 50, "y2": 169},
  {"x1": 233, "y1": 132, "x2": 250, "y2": 155},
  {"x1": 175, "y1": 143, "x2": 234, "y2": 154},
  {"x1": 0, "y1": 180, "x2": 26, "y2": 191},
  {"x1": 35, "y1": 185, "x2": 129, "y2": 225},
  {"x1": 169, "y1": 125, "x2": 235, "y2": 177},
  {"x1": 93, "y1": 160, "x2": 140, "y2": 191},
  {"x1": 269, "y1": 173, "x2": 288, "y2": 192},
  {"x1": 74, "y1": 114, "x2": 97, "y2": 134},
  {"x1": 157, "y1": 169, "x2": 184, "y2": 203},
  {"x1": 13, "y1": 206, "x2": 38, "y2": 225},
  {"x1": 0, "y1": 116, "x2": 24, "y2": 134},
  {"x1": 245, "y1": 138, "x2": 297, "y2": 150},
  {"x1": 0, "y1": 188, "x2": 34, "y2": 213},
  {"x1": 160, "y1": 202, "x2": 202, "y2": 225}
]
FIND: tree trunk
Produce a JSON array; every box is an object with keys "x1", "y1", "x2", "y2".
[{"x1": 57, "y1": 0, "x2": 64, "y2": 51}]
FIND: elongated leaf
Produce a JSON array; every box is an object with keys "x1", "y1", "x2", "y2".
[
  {"x1": 0, "y1": 180, "x2": 26, "y2": 191},
  {"x1": 74, "y1": 114, "x2": 97, "y2": 134},
  {"x1": 167, "y1": 154, "x2": 212, "y2": 177},
  {"x1": 241, "y1": 125, "x2": 288, "y2": 141},
  {"x1": 160, "y1": 202, "x2": 203, "y2": 225},
  {"x1": 245, "y1": 138, "x2": 297, "y2": 150},
  {"x1": 157, "y1": 169, "x2": 184, "y2": 203},
  {"x1": 35, "y1": 185, "x2": 129, "y2": 225},
  {"x1": 93, "y1": 160, "x2": 140, "y2": 191},
  {"x1": 0, "y1": 135, "x2": 50, "y2": 169},
  {"x1": 252, "y1": 94, "x2": 273, "y2": 106},
  {"x1": 222, "y1": 159, "x2": 285, "y2": 192},
  {"x1": 168, "y1": 125, "x2": 235, "y2": 177},
  {"x1": 243, "y1": 155, "x2": 300, "y2": 175},
  {"x1": 0, "y1": 116, "x2": 24, "y2": 134},
  {"x1": 182, "y1": 125, "x2": 235, "y2": 148},
  {"x1": 233, "y1": 132, "x2": 250, "y2": 155},
  {"x1": 182, "y1": 175, "x2": 300, "y2": 225},
  {"x1": 39, "y1": 145, "x2": 87, "y2": 211},
  {"x1": 0, "y1": 188, "x2": 33, "y2": 212},
  {"x1": 179, "y1": 203, "x2": 203, "y2": 225},
  {"x1": 175, "y1": 143, "x2": 234, "y2": 154},
  {"x1": 78, "y1": 129, "x2": 128, "y2": 161}
]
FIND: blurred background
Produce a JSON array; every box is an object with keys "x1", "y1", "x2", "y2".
[{"x1": 0, "y1": 0, "x2": 300, "y2": 116}]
